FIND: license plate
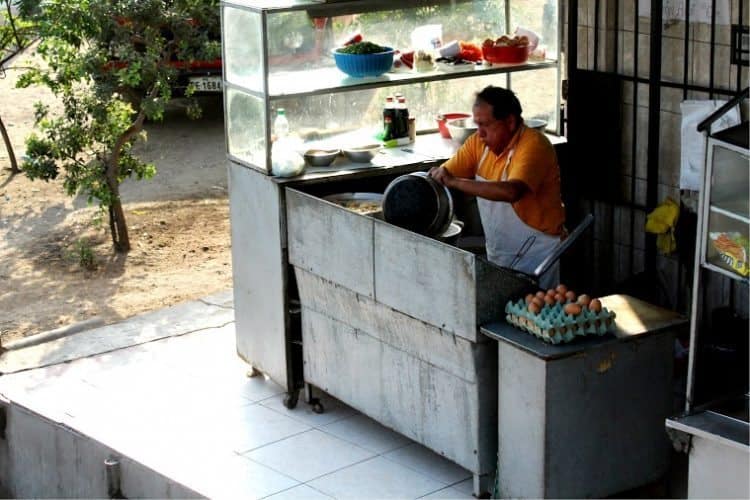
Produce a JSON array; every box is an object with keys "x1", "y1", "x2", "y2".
[{"x1": 189, "y1": 76, "x2": 222, "y2": 92}]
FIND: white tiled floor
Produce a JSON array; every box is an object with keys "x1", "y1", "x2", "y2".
[{"x1": 0, "y1": 321, "x2": 474, "y2": 499}]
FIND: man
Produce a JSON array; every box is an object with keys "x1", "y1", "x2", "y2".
[{"x1": 429, "y1": 85, "x2": 565, "y2": 288}]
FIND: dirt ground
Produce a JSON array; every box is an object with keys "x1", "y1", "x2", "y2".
[{"x1": 0, "y1": 47, "x2": 232, "y2": 345}]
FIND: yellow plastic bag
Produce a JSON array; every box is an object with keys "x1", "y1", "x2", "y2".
[{"x1": 645, "y1": 197, "x2": 680, "y2": 255}]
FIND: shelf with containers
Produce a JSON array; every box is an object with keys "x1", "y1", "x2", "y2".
[
  {"x1": 221, "y1": 0, "x2": 562, "y2": 176},
  {"x1": 666, "y1": 101, "x2": 749, "y2": 498},
  {"x1": 221, "y1": 1, "x2": 562, "y2": 495}
]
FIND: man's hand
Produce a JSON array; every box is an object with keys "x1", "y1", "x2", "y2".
[{"x1": 428, "y1": 165, "x2": 453, "y2": 187}]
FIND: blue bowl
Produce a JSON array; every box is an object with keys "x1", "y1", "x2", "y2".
[{"x1": 332, "y1": 47, "x2": 395, "y2": 78}]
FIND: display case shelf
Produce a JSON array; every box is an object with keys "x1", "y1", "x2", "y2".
[
  {"x1": 227, "y1": 60, "x2": 557, "y2": 100},
  {"x1": 709, "y1": 205, "x2": 750, "y2": 225}
]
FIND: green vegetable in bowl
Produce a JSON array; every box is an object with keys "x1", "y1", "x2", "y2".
[{"x1": 337, "y1": 41, "x2": 388, "y2": 55}]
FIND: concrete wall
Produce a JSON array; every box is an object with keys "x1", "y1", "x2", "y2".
[{"x1": 0, "y1": 400, "x2": 201, "y2": 499}]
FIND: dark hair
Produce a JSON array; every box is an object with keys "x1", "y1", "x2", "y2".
[{"x1": 475, "y1": 86, "x2": 523, "y2": 120}]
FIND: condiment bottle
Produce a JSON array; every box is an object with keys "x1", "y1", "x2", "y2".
[
  {"x1": 395, "y1": 94, "x2": 409, "y2": 139},
  {"x1": 383, "y1": 96, "x2": 395, "y2": 141},
  {"x1": 274, "y1": 108, "x2": 290, "y2": 139}
]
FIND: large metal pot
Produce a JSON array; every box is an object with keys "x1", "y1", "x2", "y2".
[{"x1": 382, "y1": 171, "x2": 453, "y2": 236}]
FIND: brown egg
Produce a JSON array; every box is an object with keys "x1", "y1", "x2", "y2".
[
  {"x1": 535, "y1": 291, "x2": 546, "y2": 300},
  {"x1": 564, "y1": 303, "x2": 582, "y2": 316},
  {"x1": 525, "y1": 293, "x2": 535, "y2": 305},
  {"x1": 564, "y1": 290, "x2": 577, "y2": 302},
  {"x1": 589, "y1": 298, "x2": 602, "y2": 313},
  {"x1": 577, "y1": 294, "x2": 591, "y2": 306},
  {"x1": 546, "y1": 288, "x2": 557, "y2": 297},
  {"x1": 531, "y1": 296, "x2": 544, "y2": 308},
  {"x1": 554, "y1": 293, "x2": 565, "y2": 304},
  {"x1": 555, "y1": 284, "x2": 568, "y2": 294},
  {"x1": 528, "y1": 302, "x2": 541, "y2": 314},
  {"x1": 543, "y1": 294, "x2": 556, "y2": 306}
]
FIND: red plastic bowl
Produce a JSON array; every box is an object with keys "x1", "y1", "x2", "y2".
[
  {"x1": 482, "y1": 45, "x2": 529, "y2": 64},
  {"x1": 436, "y1": 112, "x2": 471, "y2": 138}
]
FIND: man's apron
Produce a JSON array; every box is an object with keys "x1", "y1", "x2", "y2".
[{"x1": 475, "y1": 143, "x2": 561, "y2": 289}]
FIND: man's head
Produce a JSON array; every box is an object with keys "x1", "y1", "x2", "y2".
[{"x1": 472, "y1": 86, "x2": 523, "y2": 154}]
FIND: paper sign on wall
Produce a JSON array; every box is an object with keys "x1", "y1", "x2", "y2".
[{"x1": 680, "y1": 100, "x2": 741, "y2": 191}]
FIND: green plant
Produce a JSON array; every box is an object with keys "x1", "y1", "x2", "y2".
[
  {"x1": 17, "y1": 0, "x2": 219, "y2": 252},
  {"x1": 70, "y1": 238, "x2": 96, "y2": 270}
]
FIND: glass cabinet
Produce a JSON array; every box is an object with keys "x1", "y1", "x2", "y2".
[
  {"x1": 699, "y1": 140, "x2": 750, "y2": 279},
  {"x1": 220, "y1": 0, "x2": 561, "y2": 174}
]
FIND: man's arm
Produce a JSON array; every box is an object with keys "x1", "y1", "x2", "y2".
[{"x1": 429, "y1": 165, "x2": 528, "y2": 202}]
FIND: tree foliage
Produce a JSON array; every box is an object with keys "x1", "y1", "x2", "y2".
[{"x1": 18, "y1": 0, "x2": 220, "y2": 252}]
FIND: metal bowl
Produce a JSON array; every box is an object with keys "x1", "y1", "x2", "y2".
[
  {"x1": 304, "y1": 148, "x2": 340, "y2": 166},
  {"x1": 446, "y1": 118, "x2": 478, "y2": 144},
  {"x1": 343, "y1": 144, "x2": 381, "y2": 163}
]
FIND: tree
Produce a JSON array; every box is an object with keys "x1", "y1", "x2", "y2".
[
  {"x1": 1, "y1": 0, "x2": 41, "y2": 174},
  {"x1": 18, "y1": 0, "x2": 220, "y2": 252}
]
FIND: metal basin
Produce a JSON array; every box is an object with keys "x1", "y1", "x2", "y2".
[{"x1": 382, "y1": 172, "x2": 453, "y2": 236}]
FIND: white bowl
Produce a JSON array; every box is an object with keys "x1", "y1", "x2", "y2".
[{"x1": 446, "y1": 118, "x2": 478, "y2": 144}]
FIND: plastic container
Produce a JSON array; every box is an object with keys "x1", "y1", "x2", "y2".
[
  {"x1": 436, "y1": 112, "x2": 471, "y2": 138},
  {"x1": 482, "y1": 45, "x2": 529, "y2": 64},
  {"x1": 332, "y1": 47, "x2": 395, "y2": 78}
]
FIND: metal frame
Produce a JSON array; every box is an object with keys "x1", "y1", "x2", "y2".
[{"x1": 566, "y1": 0, "x2": 748, "y2": 304}]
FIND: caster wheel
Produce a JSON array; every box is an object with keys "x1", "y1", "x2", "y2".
[
  {"x1": 311, "y1": 400, "x2": 325, "y2": 414},
  {"x1": 283, "y1": 393, "x2": 298, "y2": 409},
  {"x1": 246, "y1": 366, "x2": 261, "y2": 378}
]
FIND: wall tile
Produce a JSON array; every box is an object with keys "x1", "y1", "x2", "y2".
[
  {"x1": 578, "y1": 0, "x2": 589, "y2": 28},
  {"x1": 656, "y1": 254, "x2": 681, "y2": 308},
  {"x1": 657, "y1": 183, "x2": 680, "y2": 205},
  {"x1": 657, "y1": 111, "x2": 682, "y2": 188},
  {"x1": 692, "y1": 20, "x2": 732, "y2": 46},
  {"x1": 614, "y1": 205, "x2": 633, "y2": 247},
  {"x1": 633, "y1": 209, "x2": 647, "y2": 250},
  {"x1": 620, "y1": 175, "x2": 649, "y2": 206},
  {"x1": 712, "y1": 44, "x2": 732, "y2": 89},
  {"x1": 663, "y1": 19, "x2": 688, "y2": 40},
  {"x1": 619, "y1": 0, "x2": 635, "y2": 32},
  {"x1": 577, "y1": 26, "x2": 590, "y2": 70},
  {"x1": 661, "y1": 35, "x2": 686, "y2": 83},
  {"x1": 661, "y1": 87, "x2": 685, "y2": 114}
]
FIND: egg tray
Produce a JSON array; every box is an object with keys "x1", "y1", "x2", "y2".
[{"x1": 504, "y1": 299, "x2": 616, "y2": 344}]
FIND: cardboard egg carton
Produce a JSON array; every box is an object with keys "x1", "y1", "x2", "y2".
[{"x1": 504, "y1": 299, "x2": 616, "y2": 344}]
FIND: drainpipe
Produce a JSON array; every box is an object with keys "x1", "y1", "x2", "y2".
[{"x1": 104, "y1": 457, "x2": 126, "y2": 499}]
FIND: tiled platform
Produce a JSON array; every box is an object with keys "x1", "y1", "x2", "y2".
[{"x1": 0, "y1": 292, "x2": 475, "y2": 499}]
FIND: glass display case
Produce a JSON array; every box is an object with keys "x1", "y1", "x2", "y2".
[
  {"x1": 700, "y1": 142, "x2": 750, "y2": 279},
  {"x1": 221, "y1": 0, "x2": 561, "y2": 174}
]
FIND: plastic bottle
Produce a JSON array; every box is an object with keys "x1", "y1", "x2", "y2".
[
  {"x1": 395, "y1": 95, "x2": 409, "y2": 139},
  {"x1": 274, "y1": 108, "x2": 290, "y2": 140},
  {"x1": 383, "y1": 96, "x2": 395, "y2": 141}
]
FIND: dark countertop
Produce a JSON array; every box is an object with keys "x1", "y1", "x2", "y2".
[{"x1": 480, "y1": 294, "x2": 688, "y2": 360}]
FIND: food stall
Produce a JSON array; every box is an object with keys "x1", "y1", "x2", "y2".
[{"x1": 220, "y1": 0, "x2": 564, "y2": 495}]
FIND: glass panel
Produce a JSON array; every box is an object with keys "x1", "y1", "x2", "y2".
[
  {"x1": 223, "y1": 6, "x2": 264, "y2": 91},
  {"x1": 508, "y1": 67, "x2": 558, "y2": 131},
  {"x1": 226, "y1": 87, "x2": 268, "y2": 171},
  {"x1": 710, "y1": 144, "x2": 749, "y2": 219},
  {"x1": 705, "y1": 208, "x2": 750, "y2": 278},
  {"x1": 267, "y1": 74, "x2": 552, "y2": 140},
  {"x1": 511, "y1": 0, "x2": 559, "y2": 56}
]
